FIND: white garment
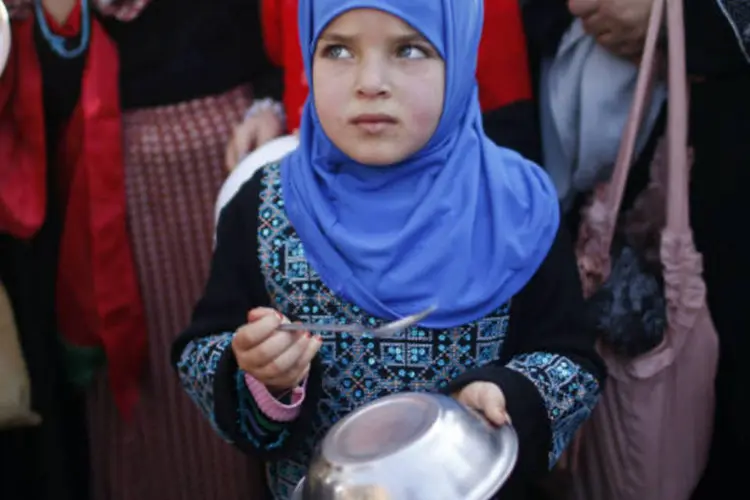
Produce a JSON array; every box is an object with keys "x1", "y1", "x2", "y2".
[
  {"x1": 0, "y1": 1, "x2": 10, "y2": 78},
  {"x1": 214, "y1": 134, "x2": 300, "y2": 230},
  {"x1": 539, "y1": 19, "x2": 667, "y2": 209}
]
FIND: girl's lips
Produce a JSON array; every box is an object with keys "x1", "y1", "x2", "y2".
[{"x1": 350, "y1": 114, "x2": 397, "y2": 133}]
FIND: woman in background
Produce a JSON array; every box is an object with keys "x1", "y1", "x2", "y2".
[
  {"x1": 568, "y1": 0, "x2": 750, "y2": 496},
  {"x1": 0, "y1": 1, "x2": 279, "y2": 499}
]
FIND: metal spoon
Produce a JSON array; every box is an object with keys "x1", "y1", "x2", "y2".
[{"x1": 277, "y1": 305, "x2": 437, "y2": 338}]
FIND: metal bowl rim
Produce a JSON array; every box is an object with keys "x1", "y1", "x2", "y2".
[{"x1": 306, "y1": 393, "x2": 520, "y2": 499}]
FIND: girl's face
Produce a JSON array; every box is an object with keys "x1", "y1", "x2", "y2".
[{"x1": 312, "y1": 9, "x2": 445, "y2": 166}]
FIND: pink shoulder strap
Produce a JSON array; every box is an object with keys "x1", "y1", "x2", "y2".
[{"x1": 591, "y1": 0, "x2": 690, "y2": 249}]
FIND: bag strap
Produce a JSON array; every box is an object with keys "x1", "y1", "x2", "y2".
[
  {"x1": 664, "y1": 0, "x2": 690, "y2": 233},
  {"x1": 595, "y1": 0, "x2": 666, "y2": 231}
]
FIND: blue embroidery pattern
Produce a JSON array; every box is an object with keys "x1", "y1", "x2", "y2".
[
  {"x1": 507, "y1": 353, "x2": 600, "y2": 466},
  {"x1": 176, "y1": 334, "x2": 235, "y2": 441},
  {"x1": 258, "y1": 163, "x2": 512, "y2": 498},
  {"x1": 177, "y1": 163, "x2": 600, "y2": 500},
  {"x1": 179, "y1": 334, "x2": 295, "y2": 450}
]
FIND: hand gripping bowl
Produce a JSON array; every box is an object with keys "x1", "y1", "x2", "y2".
[
  {"x1": 0, "y1": 1, "x2": 10, "y2": 77},
  {"x1": 291, "y1": 392, "x2": 519, "y2": 500}
]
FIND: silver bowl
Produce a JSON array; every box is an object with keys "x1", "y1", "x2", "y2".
[
  {"x1": 296, "y1": 392, "x2": 518, "y2": 500},
  {"x1": 0, "y1": 1, "x2": 10, "y2": 77}
]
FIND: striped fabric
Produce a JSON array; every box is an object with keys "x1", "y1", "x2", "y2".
[
  {"x1": 85, "y1": 85, "x2": 269, "y2": 500},
  {"x1": 244, "y1": 373, "x2": 306, "y2": 423},
  {"x1": 175, "y1": 334, "x2": 297, "y2": 452}
]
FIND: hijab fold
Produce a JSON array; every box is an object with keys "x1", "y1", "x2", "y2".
[{"x1": 281, "y1": 0, "x2": 560, "y2": 328}]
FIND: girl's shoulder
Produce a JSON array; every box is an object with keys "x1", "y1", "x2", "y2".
[{"x1": 216, "y1": 161, "x2": 282, "y2": 227}]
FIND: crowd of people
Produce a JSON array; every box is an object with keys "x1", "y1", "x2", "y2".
[{"x1": 0, "y1": 0, "x2": 747, "y2": 499}]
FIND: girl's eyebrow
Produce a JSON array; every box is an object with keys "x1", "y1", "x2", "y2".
[
  {"x1": 318, "y1": 33, "x2": 356, "y2": 44},
  {"x1": 391, "y1": 33, "x2": 430, "y2": 45},
  {"x1": 318, "y1": 32, "x2": 430, "y2": 45}
]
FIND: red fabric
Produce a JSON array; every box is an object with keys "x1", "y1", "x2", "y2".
[
  {"x1": 261, "y1": 0, "x2": 532, "y2": 132},
  {"x1": 0, "y1": 14, "x2": 147, "y2": 418},
  {"x1": 261, "y1": 0, "x2": 306, "y2": 132},
  {"x1": 0, "y1": 21, "x2": 46, "y2": 237},
  {"x1": 476, "y1": 0, "x2": 533, "y2": 110}
]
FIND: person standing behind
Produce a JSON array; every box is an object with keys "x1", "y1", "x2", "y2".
[
  {"x1": 0, "y1": 1, "x2": 281, "y2": 499},
  {"x1": 569, "y1": 0, "x2": 750, "y2": 496}
]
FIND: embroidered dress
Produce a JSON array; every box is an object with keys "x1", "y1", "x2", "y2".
[{"x1": 175, "y1": 164, "x2": 602, "y2": 499}]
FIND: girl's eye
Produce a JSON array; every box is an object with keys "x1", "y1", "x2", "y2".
[
  {"x1": 397, "y1": 44, "x2": 429, "y2": 59},
  {"x1": 321, "y1": 44, "x2": 353, "y2": 59}
]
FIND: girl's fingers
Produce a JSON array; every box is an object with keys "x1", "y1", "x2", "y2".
[
  {"x1": 295, "y1": 335, "x2": 323, "y2": 371},
  {"x1": 454, "y1": 381, "x2": 509, "y2": 426},
  {"x1": 243, "y1": 327, "x2": 300, "y2": 368},
  {"x1": 264, "y1": 336, "x2": 322, "y2": 388},
  {"x1": 233, "y1": 313, "x2": 280, "y2": 351},
  {"x1": 482, "y1": 405, "x2": 510, "y2": 427},
  {"x1": 247, "y1": 307, "x2": 284, "y2": 323},
  {"x1": 254, "y1": 332, "x2": 310, "y2": 379}
]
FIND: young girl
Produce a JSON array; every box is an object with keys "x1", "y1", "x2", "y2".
[
  {"x1": 173, "y1": 1, "x2": 604, "y2": 498},
  {"x1": 223, "y1": 0, "x2": 539, "y2": 170}
]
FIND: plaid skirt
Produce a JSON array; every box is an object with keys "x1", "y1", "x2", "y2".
[{"x1": 86, "y1": 85, "x2": 267, "y2": 500}]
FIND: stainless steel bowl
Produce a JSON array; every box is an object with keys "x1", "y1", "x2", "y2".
[
  {"x1": 0, "y1": 1, "x2": 10, "y2": 77},
  {"x1": 296, "y1": 392, "x2": 518, "y2": 500}
]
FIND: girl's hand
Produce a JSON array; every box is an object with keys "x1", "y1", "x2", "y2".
[
  {"x1": 452, "y1": 381, "x2": 510, "y2": 427},
  {"x1": 225, "y1": 109, "x2": 284, "y2": 171},
  {"x1": 231, "y1": 307, "x2": 321, "y2": 393}
]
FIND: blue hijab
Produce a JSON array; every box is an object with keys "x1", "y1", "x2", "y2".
[{"x1": 280, "y1": 0, "x2": 560, "y2": 328}]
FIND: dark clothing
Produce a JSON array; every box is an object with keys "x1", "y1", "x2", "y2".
[
  {"x1": 173, "y1": 165, "x2": 604, "y2": 499},
  {"x1": 684, "y1": 3, "x2": 750, "y2": 496},
  {"x1": 522, "y1": 0, "x2": 750, "y2": 496},
  {"x1": 100, "y1": 0, "x2": 281, "y2": 109}
]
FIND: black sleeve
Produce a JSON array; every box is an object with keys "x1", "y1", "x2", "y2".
[
  {"x1": 171, "y1": 173, "x2": 270, "y2": 360},
  {"x1": 170, "y1": 171, "x2": 319, "y2": 460},
  {"x1": 446, "y1": 224, "x2": 605, "y2": 494}
]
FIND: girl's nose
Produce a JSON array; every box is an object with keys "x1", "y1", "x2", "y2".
[{"x1": 355, "y1": 57, "x2": 391, "y2": 98}]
